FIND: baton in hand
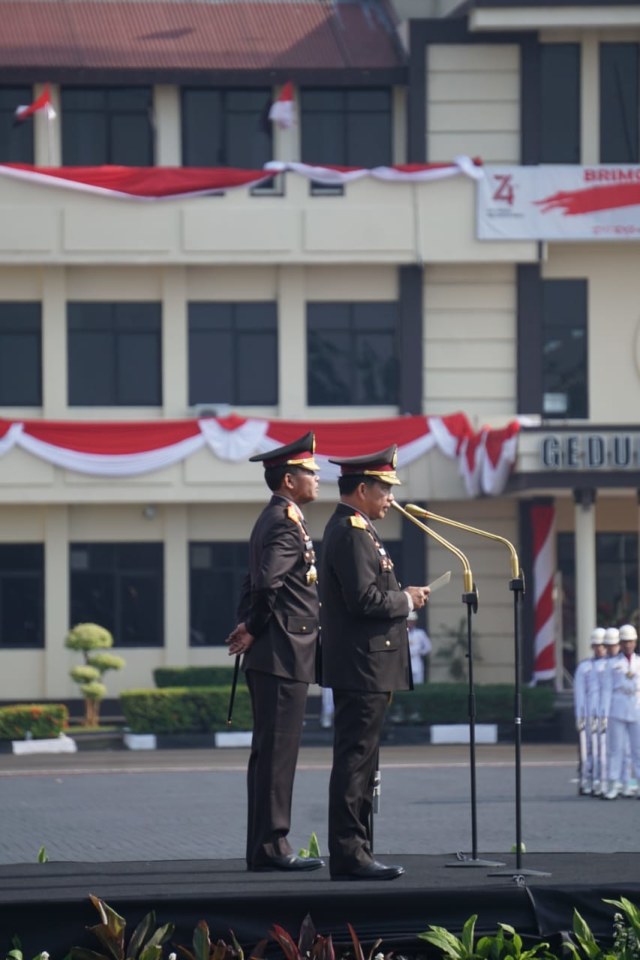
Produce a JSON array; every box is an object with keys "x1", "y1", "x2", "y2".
[{"x1": 227, "y1": 653, "x2": 241, "y2": 726}]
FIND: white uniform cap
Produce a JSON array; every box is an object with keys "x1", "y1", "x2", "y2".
[
  {"x1": 590, "y1": 627, "x2": 606, "y2": 644},
  {"x1": 619, "y1": 623, "x2": 638, "y2": 641},
  {"x1": 604, "y1": 627, "x2": 620, "y2": 645}
]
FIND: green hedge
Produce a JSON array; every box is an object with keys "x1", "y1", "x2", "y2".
[
  {"x1": 153, "y1": 666, "x2": 246, "y2": 689},
  {"x1": 388, "y1": 683, "x2": 555, "y2": 725},
  {"x1": 0, "y1": 703, "x2": 69, "y2": 740},
  {"x1": 120, "y1": 686, "x2": 253, "y2": 734}
]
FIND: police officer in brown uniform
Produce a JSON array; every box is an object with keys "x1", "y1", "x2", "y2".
[
  {"x1": 227, "y1": 432, "x2": 324, "y2": 872},
  {"x1": 320, "y1": 446, "x2": 429, "y2": 880}
]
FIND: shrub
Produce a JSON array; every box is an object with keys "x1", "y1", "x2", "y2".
[
  {"x1": 153, "y1": 666, "x2": 246, "y2": 688},
  {"x1": 0, "y1": 703, "x2": 68, "y2": 741},
  {"x1": 65, "y1": 622, "x2": 125, "y2": 727},
  {"x1": 120, "y1": 686, "x2": 252, "y2": 734},
  {"x1": 388, "y1": 683, "x2": 555, "y2": 725}
]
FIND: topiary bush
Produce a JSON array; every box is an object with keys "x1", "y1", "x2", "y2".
[
  {"x1": 65, "y1": 623, "x2": 126, "y2": 726},
  {"x1": 120, "y1": 686, "x2": 252, "y2": 734},
  {"x1": 0, "y1": 703, "x2": 68, "y2": 741}
]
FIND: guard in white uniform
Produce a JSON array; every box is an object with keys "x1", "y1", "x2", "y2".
[
  {"x1": 601, "y1": 624, "x2": 640, "y2": 800},
  {"x1": 574, "y1": 627, "x2": 606, "y2": 794}
]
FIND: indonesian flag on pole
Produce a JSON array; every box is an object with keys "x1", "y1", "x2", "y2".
[
  {"x1": 15, "y1": 84, "x2": 56, "y2": 122},
  {"x1": 268, "y1": 81, "x2": 296, "y2": 129}
]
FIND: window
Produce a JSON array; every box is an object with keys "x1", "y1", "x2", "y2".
[
  {"x1": 539, "y1": 44, "x2": 580, "y2": 163},
  {"x1": 0, "y1": 303, "x2": 41, "y2": 406},
  {"x1": 188, "y1": 302, "x2": 277, "y2": 406},
  {"x1": 0, "y1": 544, "x2": 44, "y2": 648},
  {"x1": 61, "y1": 87, "x2": 153, "y2": 166},
  {"x1": 557, "y1": 531, "x2": 639, "y2": 669},
  {"x1": 182, "y1": 88, "x2": 272, "y2": 169},
  {"x1": 600, "y1": 44, "x2": 639, "y2": 163},
  {"x1": 68, "y1": 302, "x2": 162, "y2": 406},
  {"x1": 0, "y1": 87, "x2": 34, "y2": 163},
  {"x1": 70, "y1": 543, "x2": 164, "y2": 647},
  {"x1": 189, "y1": 542, "x2": 249, "y2": 646},
  {"x1": 541, "y1": 280, "x2": 588, "y2": 419},
  {"x1": 307, "y1": 302, "x2": 398, "y2": 406},
  {"x1": 301, "y1": 89, "x2": 392, "y2": 167}
]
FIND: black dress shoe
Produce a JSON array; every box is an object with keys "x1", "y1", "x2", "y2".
[
  {"x1": 249, "y1": 854, "x2": 325, "y2": 872},
  {"x1": 331, "y1": 860, "x2": 405, "y2": 881}
]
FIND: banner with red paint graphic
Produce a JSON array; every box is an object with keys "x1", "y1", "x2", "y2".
[{"x1": 478, "y1": 165, "x2": 640, "y2": 240}]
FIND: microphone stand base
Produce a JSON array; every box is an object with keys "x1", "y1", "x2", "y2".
[
  {"x1": 446, "y1": 853, "x2": 506, "y2": 868},
  {"x1": 487, "y1": 867, "x2": 552, "y2": 879}
]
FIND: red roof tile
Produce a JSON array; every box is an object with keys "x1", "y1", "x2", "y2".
[{"x1": 0, "y1": 0, "x2": 405, "y2": 74}]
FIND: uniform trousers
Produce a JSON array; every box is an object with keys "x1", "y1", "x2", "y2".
[
  {"x1": 328, "y1": 689, "x2": 389, "y2": 874},
  {"x1": 245, "y1": 669, "x2": 308, "y2": 868},
  {"x1": 606, "y1": 716, "x2": 640, "y2": 783}
]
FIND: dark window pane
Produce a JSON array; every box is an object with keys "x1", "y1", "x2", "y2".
[
  {"x1": 540, "y1": 44, "x2": 580, "y2": 163},
  {"x1": 0, "y1": 302, "x2": 42, "y2": 405},
  {"x1": 62, "y1": 86, "x2": 153, "y2": 166},
  {"x1": 558, "y1": 532, "x2": 639, "y2": 669},
  {"x1": 188, "y1": 302, "x2": 278, "y2": 405},
  {"x1": 301, "y1": 88, "x2": 392, "y2": 166},
  {"x1": 541, "y1": 280, "x2": 588, "y2": 419},
  {"x1": 0, "y1": 86, "x2": 34, "y2": 163},
  {"x1": 68, "y1": 302, "x2": 161, "y2": 406},
  {"x1": 182, "y1": 87, "x2": 271, "y2": 168},
  {"x1": 0, "y1": 544, "x2": 44, "y2": 649},
  {"x1": 307, "y1": 302, "x2": 398, "y2": 406},
  {"x1": 70, "y1": 542, "x2": 163, "y2": 647},
  {"x1": 189, "y1": 542, "x2": 249, "y2": 646},
  {"x1": 600, "y1": 43, "x2": 639, "y2": 163}
]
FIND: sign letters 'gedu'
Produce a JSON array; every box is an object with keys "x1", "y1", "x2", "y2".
[{"x1": 541, "y1": 433, "x2": 640, "y2": 470}]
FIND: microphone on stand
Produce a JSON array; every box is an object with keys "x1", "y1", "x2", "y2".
[{"x1": 403, "y1": 504, "x2": 549, "y2": 879}]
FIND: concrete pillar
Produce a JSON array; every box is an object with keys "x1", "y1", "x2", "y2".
[
  {"x1": 161, "y1": 266, "x2": 188, "y2": 417},
  {"x1": 154, "y1": 85, "x2": 181, "y2": 167},
  {"x1": 574, "y1": 488, "x2": 597, "y2": 664},
  {"x1": 163, "y1": 505, "x2": 189, "y2": 666},
  {"x1": 40, "y1": 267, "x2": 68, "y2": 417},
  {"x1": 276, "y1": 266, "x2": 306, "y2": 418},
  {"x1": 44, "y1": 506, "x2": 71, "y2": 699}
]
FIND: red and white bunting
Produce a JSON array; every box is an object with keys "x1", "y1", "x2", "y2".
[
  {"x1": 531, "y1": 503, "x2": 557, "y2": 683},
  {"x1": 265, "y1": 156, "x2": 484, "y2": 184},
  {"x1": 0, "y1": 156, "x2": 483, "y2": 200},
  {"x1": 0, "y1": 413, "x2": 519, "y2": 494}
]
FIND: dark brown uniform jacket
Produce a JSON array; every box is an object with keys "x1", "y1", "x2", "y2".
[
  {"x1": 239, "y1": 494, "x2": 319, "y2": 682},
  {"x1": 320, "y1": 503, "x2": 412, "y2": 692}
]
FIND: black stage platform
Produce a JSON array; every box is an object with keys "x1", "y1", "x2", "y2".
[{"x1": 1, "y1": 855, "x2": 637, "y2": 954}]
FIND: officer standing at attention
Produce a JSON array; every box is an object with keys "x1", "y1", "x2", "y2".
[
  {"x1": 320, "y1": 445, "x2": 430, "y2": 881},
  {"x1": 601, "y1": 623, "x2": 640, "y2": 800},
  {"x1": 227, "y1": 432, "x2": 324, "y2": 872},
  {"x1": 574, "y1": 627, "x2": 606, "y2": 794}
]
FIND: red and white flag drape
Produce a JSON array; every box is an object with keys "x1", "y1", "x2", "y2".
[
  {"x1": 268, "y1": 81, "x2": 296, "y2": 129},
  {"x1": 531, "y1": 503, "x2": 557, "y2": 683},
  {"x1": 14, "y1": 84, "x2": 56, "y2": 122},
  {"x1": 0, "y1": 412, "x2": 519, "y2": 495},
  {"x1": 0, "y1": 156, "x2": 483, "y2": 200}
]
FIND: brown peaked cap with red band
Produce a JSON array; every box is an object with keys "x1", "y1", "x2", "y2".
[
  {"x1": 329, "y1": 444, "x2": 401, "y2": 485},
  {"x1": 249, "y1": 431, "x2": 319, "y2": 471}
]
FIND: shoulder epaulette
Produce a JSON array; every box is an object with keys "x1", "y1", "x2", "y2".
[
  {"x1": 287, "y1": 504, "x2": 301, "y2": 524},
  {"x1": 349, "y1": 515, "x2": 368, "y2": 529}
]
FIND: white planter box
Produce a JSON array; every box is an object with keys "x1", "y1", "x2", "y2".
[
  {"x1": 430, "y1": 723, "x2": 498, "y2": 745},
  {"x1": 123, "y1": 732, "x2": 157, "y2": 750},
  {"x1": 12, "y1": 734, "x2": 78, "y2": 755},
  {"x1": 214, "y1": 731, "x2": 253, "y2": 748}
]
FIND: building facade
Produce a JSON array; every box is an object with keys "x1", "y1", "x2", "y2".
[{"x1": 0, "y1": 0, "x2": 639, "y2": 702}]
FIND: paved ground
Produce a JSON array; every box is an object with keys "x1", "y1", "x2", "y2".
[{"x1": 0, "y1": 741, "x2": 636, "y2": 865}]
